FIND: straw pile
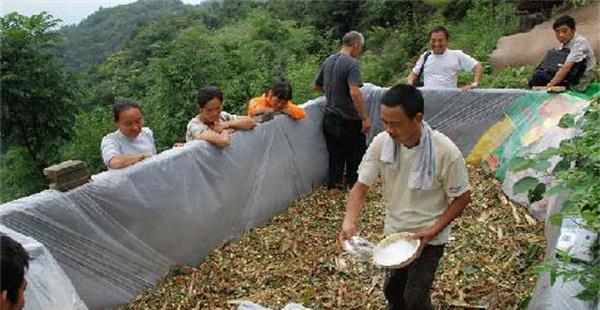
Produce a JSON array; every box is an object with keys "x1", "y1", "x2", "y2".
[{"x1": 128, "y1": 167, "x2": 545, "y2": 309}]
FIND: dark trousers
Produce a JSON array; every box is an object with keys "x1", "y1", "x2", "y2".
[
  {"x1": 384, "y1": 245, "x2": 445, "y2": 310},
  {"x1": 322, "y1": 113, "x2": 366, "y2": 190}
]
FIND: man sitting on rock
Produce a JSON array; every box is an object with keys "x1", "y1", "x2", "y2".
[{"x1": 529, "y1": 15, "x2": 596, "y2": 91}]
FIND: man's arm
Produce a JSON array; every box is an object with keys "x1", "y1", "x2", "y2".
[
  {"x1": 406, "y1": 72, "x2": 418, "y2": 86},
  {"x1": 461, "y1": 62, "x2": 483, "y2": 91},
  {"x1": 314, "y1": 65, "x2": 325, "y2": 93},
  {"x1": 547, "y1": 62, "x2": 575, "y2": 87},
  {"x1": 472, "y1": 62, "x2": 483, "y2": 86},
  {"x1": 414, "y1": 191, "x2": 471, "y2": 253},
  {"x1": 349, "y1": 85, "x2": 371, "y2": 133},
  {"x1": 338, "y1": 182, "x2": 370, "y2": 247}
]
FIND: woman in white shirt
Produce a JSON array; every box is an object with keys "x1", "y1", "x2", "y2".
[
  {"x1": 101, "y1": 98, "x2": 156, "y2": 169},
  {"x1": 185, "y1": 86, "x2": 256, "y2": 147}
]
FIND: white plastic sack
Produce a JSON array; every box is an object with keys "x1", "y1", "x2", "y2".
[{"x1": 233, "y1": 300, "x2": 311, "y2": 310}]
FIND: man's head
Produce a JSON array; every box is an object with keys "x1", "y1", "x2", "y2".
[
  {"x1": 1, "y1": 235, "x2": 29, "y2": 310},
  {"x1": 429, "y1": 26, "x2": 450, "y2": 55},
  {"x1": 342, "y1": 31, "x2": 364, "y2": 58},
  {"x1": 553, "y1": 15, "x2": 576, "y2": 44},
  {"x1": 113, "y1": 98, "x2": 144, "y2": 139},
  {"x1": 380, "y1": 84, "x2": 424, "y2": 147},
  {"x1": 267, "y1": 80, "x2": 293, "y2": 111}
]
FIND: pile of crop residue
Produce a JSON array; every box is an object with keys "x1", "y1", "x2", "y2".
[{"x1": 128, "y1": 167, "x2": 545, "y2": 309}]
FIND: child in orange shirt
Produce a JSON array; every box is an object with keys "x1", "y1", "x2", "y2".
[{"x1": 247, "y1": 80, "x2": 306, "y2": 120}]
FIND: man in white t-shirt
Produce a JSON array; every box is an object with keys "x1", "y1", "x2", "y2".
[
  {"x1": 338, "y1": 84, "x2": 471, "y2": 309},
  {"x1": 407, "y1": 26, "x2": 483, "y2": 91}
]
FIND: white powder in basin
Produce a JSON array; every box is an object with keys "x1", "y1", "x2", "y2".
[{"x1": 373, "y1": 239, "x2": 418, "y2": 266}]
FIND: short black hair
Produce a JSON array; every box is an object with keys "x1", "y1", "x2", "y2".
[
  {"x1": 113, "y1": 97, "x2": 141, "y2": 122},
  {"x1": 197, "y1": 86, "x2": 224, "y2": 109},
  {"x1": 429, "y1": 26, "x2": 450, "y2": 39},
  {"x1": 1, "y1": 235, "x2": 30, "y2": 304},
  {"x1": 270, "y1": 79, "x2": 293, "y2": 101},
  {"x1": 380, "y1": 84, "x2": 424, "y2": 119},
  {"x1": 553, "y1": 15, "x2": 576, "y2": 30}
]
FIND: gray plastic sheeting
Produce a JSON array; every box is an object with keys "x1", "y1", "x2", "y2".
[
  {"x1": 0, "y1": 85, "x2": 550, "y2": 309},
  {"x1": 362, "y1": 84, "x2": 527, "y2": 153},
  {"x1": 0, "y1": 98, "x2": 328, "y2": 309},
  {"x1": 0, "y1": 225, "x2": 87, "y2": 310}
]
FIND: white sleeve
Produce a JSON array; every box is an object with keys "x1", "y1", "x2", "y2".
[
  {"x1": 458, "y1": 50, "x2": 478, "y2": 72},
  {"x1": 357, "y1": 135, "x2": 383, "y2": 186},
  {"x1": 220, "y1": 111, "x2": 239, "y2": 121},
  {"x1": 101, "y1": 135, "x2": 121, "y2": 167},
  {"x1": 186, "y1": 119, "x2": 209, "y2": 142},
  {"x1": 442, "y1": 149, "x2": 471, "y2": 198},
  {"x1": 565, "y1": 38, "x2": 588, "y2": 64},
  {"x1": 412, "y1": 52, "x2": 427, "y2": 75},
  {"x1": 144, "y1": 128, "x2": 157, "y2": 155}
]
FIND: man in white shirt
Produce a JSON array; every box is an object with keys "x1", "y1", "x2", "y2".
[
  {"x1": 338, "y1": 84, "x2": 471, "y2": 309},
  {"x1": 407, "y1": 26, "x2": 483, "y2": 91}
]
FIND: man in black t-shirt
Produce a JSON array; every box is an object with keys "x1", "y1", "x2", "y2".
[{"x1": 314, "y1": 31, "x2": 371, "y2": 195}]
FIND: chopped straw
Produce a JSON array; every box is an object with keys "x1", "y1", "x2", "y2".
[{"x1": 128, "y1": 167, "x2": 545, "y2": 309}]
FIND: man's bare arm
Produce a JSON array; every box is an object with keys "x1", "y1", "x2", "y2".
[
  {"x1": 349, "y1": 85, "x2": 371, "y2": 132},
  {"x1": 547, "y1": 62, "x2": 575, "y2": 87},
  {"x1": 407, "y1": 72, "x2": 418, "y2": 86},
  {"x1": 338, "y1": 182, "x2": 370, "y2": 247}
]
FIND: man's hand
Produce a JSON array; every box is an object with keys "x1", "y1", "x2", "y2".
[
  {"x1": 412, "y1": 225, "x2": 440, "y2": 259},
  {"x1": 460, "y1": 82, "x2": 478, "y2": 92},
  {"x1": 338, "y1": 182, "x2": 369, "y2": 251},
  {"x1": 338, "y1": 219, "x2": 358, "y2": 250},
  {"x1": 361, "y1": 117, "x2": 372, "y2": 133}
]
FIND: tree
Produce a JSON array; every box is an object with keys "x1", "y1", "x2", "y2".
[{"x1": 0, "y1": 12, "x2": 76, "y2": 201}]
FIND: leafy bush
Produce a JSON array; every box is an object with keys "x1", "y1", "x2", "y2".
[
  {"x1": 510, "y1": 96, "x2": 600, "y2": 301},
  {"x1": 61, "y1": 107, "x2": 114, "y2": 174},
  {"x1": 450, "y1": 0, "x2": 518, "y2": 62},
  {"x1": 481, "y1": 66, "x2": 535, "y2": 89},
  {"x1": 0, "y1": 147, "x2": 48, "y2": 203},
  {"x1": 0, "y1": 12, "x2": 77, "y2": 201}
]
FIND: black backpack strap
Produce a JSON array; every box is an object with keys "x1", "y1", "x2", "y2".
[{"x1": 417, "y1": 51, "x2": 432, "y2": 78}]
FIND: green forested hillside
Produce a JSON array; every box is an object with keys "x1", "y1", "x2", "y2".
[
  {"x1": 0, "y1": 0, "x2": 541, "y2": 202},
  {"x1": 55, "y1": 0, "x2": 188, "y2": 71}
]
